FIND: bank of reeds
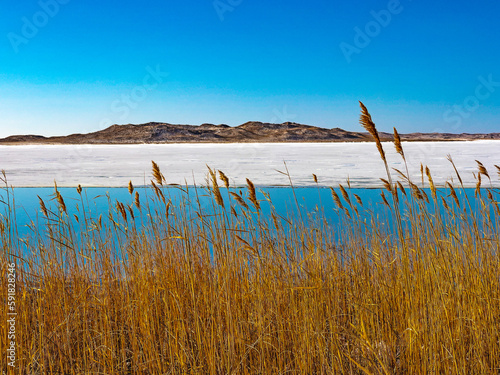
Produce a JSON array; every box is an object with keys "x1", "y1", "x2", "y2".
[{"x1": 1, "y1": 104, "x2": 500, "y2": 374}]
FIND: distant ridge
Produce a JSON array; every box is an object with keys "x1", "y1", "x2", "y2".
[{"x1": 1, "y1": 122, "x2": 499, "y2": 144}]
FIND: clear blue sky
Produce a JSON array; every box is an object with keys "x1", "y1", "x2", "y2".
[{"x1": 0, "y1": 0, "x2": 499, "y2": 137}]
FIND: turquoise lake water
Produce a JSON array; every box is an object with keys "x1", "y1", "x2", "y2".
[{"x1": 1, "y1": 186, "x2": 483, "y2": 241}]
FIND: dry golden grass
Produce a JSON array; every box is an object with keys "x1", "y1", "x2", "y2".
[{"x1": 1, "y1": 105, "x2": 500, "y2": 374}]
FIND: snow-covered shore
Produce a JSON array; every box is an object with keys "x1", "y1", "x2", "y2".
[{"x1": 1, "y1": 141, "x2": 499, "y2": 188}]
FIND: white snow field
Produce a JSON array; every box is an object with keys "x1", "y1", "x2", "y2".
[{"x1": 0, "y1": 141, "x2": 499, "y2": 188}]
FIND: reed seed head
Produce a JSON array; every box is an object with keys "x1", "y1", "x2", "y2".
[
  {"x1": 128, "y1": 181, "x2": 134, "y2": 194},
  {"x1": 151, "y1": 160, "x2": 164, "y2": 185},
  {"x1": 209, "y1": 168, "x2": 224, "y2": 207},
  {"x1": 38, "y1": 196, "x2": 48, "y2": 217},
  {"x1": 393, "y1": 127, "x2": 404, "y2": 159},
  {"x1": 359, "y1": 101, "x2": 386, "y2": 161},
  {"x1": 56, "y1": 191, "x2": 67, "y2": 214},
  {"x1": 425, "y1": 166, "x2": 437, "y2": 199},
  {"x1": 134, "y1": 191, "x2": 140, "y2": 208},
  {"x1": 246, "y1": 178, "x2": 260, "y2": 210},
  {"x1": 446, "y1": 182, "x2": 460, "y2": 208},
  {"x1": 380, "y1": 178, "x2": 392, "y2": 192},
  {"x1": 476, "y1": 160, "x2": 490, "y2": 179},
  {"x1": 396, "y1": 181, "x2": 407, "y2": 197},
  {"x1": 218, "y1": 170, "x2": 230, "y2": 189},
  {"x1": 487, "y1": 189, "x2": 494, "y2": 202},
  {"x1": 339, "y1": 184, "x2": 350, "y2": 205},
  {"x1": 330, "y1": 187, "x2": 343, "y2": 210},
  {"x1": 410, "y1": 182, "x2": 424, "y2": 201},
  {"x1": 475, "y1": 173, "x2": 482, "y2": 197},
  {"x1": 116, "y1": 201, "x2": 127, "y2": 222},
  {"x1": 441, "y1": 196, "x2": 450, "y2": 212},
  {"x1": 230, "y1": 192, "x2": 249, "y2": 210},
  {"x1": 380, "y1": 191, "x2": 390, "y2": 208},
  {"x1": 231, "y1": 206, "x2": 238, "y2": 218},
  {"x1": 353, "y1": 193, "x2": 363, "y2": 206},
  {"x1": 151, "y1": 180, "x2": 166, "y2": 204}
]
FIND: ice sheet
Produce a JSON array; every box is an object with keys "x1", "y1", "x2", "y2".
[{"x1": 0, "y1": 141, "x2": 499, "y2": 188}]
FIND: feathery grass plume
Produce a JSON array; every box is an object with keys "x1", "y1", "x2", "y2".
[
  {"x1": 425, "y1": 166, "x2": 437, "y2": 199},
  {"x1": 353, "y1": 193, "x2": 363, "y2": 206},
  {"x1": 218, "y1": 170, "x2": 230, "y2": 189},
  {"x1": 38, "y1": 196, "x2": 48, "y2": 217},
  {"x1": 397, "y1": 181, "x2": 407, "y2": 197},
  {"x1": 151, "y1": 160, "x2": 164, "y2": 185},
  {"x1": 447, "y1": 155, "x2": 463, "y2": 186},
  {"x1": 271, "y1": 212, "x2": 280, "y2": 231},
  {"x1": 230, "y1": 206, "x2": 238, "y2": 218},
  {"x1": 393, "y1": 184, "x2": 400, "y2": 203},
  {"x1": 151, "y1": 180, "x2": 166, "y2": 204},
  {"x1": 116, "y1": 201, "x2": 127, "y2": 222},
  {"x1": 441, "y1": 196, "x2": 450, "y2": 212},
  {"x1": 475, "y1": 172, "x2": 482, "y2": 197},
  {"x1": 410, "y1": 182, "x2": 424, "y2": 201},
  {"x1": 235, "y1": 234, "x2": 254, "y2": 253},
  {"x1": 476, "y1": 160, "x2": 490, "y2": 180},
  {"x1": 339, "y1": 184, "x2": 350, "y2": 205},
  {"x1": 420, "y1": 163, "x2": 424, "y2": 186},
  {"x1": 380, "y1": 178, "x2": 392, "y2": 192},
  {"x1": 208, "y1": 167, "x2": 224, "y2": 208},
  {"x1": 56, "y1": 191, "x2": 67, "y2": 214},
  {"x1": 421, "y1": 189, "x2": 430, "y2": 203},
  {"x1": 446, "y1": 182, "x2": 460, "y2": 208},
  {"x1": 229, "y1": 192, "x2": 249, "y2": 210},
  {"x1": 393, "y1": 168, "x2": 409, "y2": 182},
  {"x1": 165, "y1": 201, "x2": 171, "y2": 220},
  {"x1": 77, "y1": 184, "x2": 82, "y2": 195},
  {"x1": 246, "y1": 178, "x2": 260, "y2": 210},
  {"x1": 128, "y1": 181, "x2": 134, "y2": 194},
  {"x1": 380, "y1": 191, "x2": 390, "y2": 208},
  {"x1": 312, "y1": 174, "x2": 318, "y2": 183},
  {"x1": 487, "y1": 189, "x2": 494, "y2": 202},
  {"x1": 134, "y1": 191, "x2": 140, "y2": 209},
  {"x1": 495, "y1": 165, "x2": 500, "y2": 179},
  {"x1": 359, "y1": 101, "x2": 385, "y2": 161},
  {"x1": 330, "y1": 187, "x2": 344, "y2": 210},
  {"x1": 127, "y1": 205, "x2": 135, "y2": 220},
  {"x1": 393, "y1": 127, "x2": 405, "y2": 159}
]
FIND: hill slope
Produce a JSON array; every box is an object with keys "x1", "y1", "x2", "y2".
[{"x1": 1, "y1": 122, "x2": 499, "y2": 144}]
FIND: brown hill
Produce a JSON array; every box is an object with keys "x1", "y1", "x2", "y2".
[{"x1": 0, "y1": 122, "x2": 499, "y2": 144}]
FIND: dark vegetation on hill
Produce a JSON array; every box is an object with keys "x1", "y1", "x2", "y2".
[{"x1": 1, "y1": 121, "x2": 499, "y2": 144}]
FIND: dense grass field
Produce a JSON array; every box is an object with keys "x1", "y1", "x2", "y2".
[{"x1": 1, "y1": 104, "x2": 500, "y2": 374}]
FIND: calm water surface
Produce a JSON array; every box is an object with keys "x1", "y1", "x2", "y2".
[{"x1": 2, "y1": 186, "x2": 480, "y2": 240}]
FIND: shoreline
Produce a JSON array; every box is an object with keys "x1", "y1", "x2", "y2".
[{"x1": 2, "y1": 138, "x2": 500, "y2": 146}]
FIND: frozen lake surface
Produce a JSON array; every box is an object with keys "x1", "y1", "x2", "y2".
[{"x1": 1, "y1": 141, "x2": 499, "y2": 188}]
